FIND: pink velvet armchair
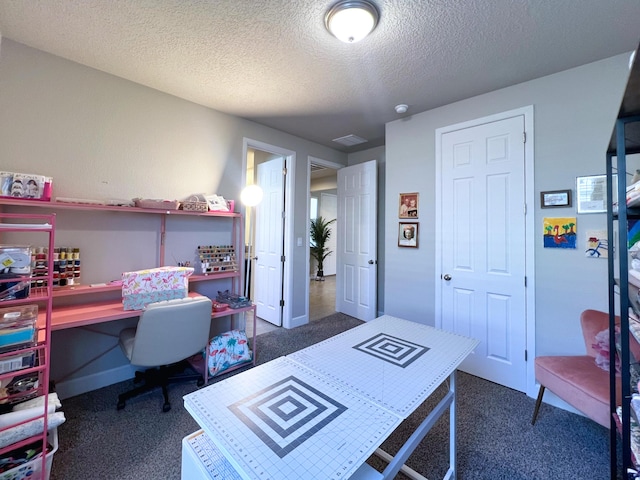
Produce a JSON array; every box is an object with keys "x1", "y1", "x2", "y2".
[{"x1": 532, "y1": 309, "x2": 640, "y2": 428}]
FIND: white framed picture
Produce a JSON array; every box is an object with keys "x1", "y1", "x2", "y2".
[{"x1": 576, "y1": 174, "x2": 616, "y2": 214}]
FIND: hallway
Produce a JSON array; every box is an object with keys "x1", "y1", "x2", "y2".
[
  {"x1": 247, "y1": 275, "x2": 336, "y2": 336},
  {"x1": 309, "y1": 274, "x2": 336, "y2": 321}
]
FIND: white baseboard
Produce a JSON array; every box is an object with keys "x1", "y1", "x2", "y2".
[
  {"x1": 55, "y1": 364, "x2": 137, "y2": 400},
  {"x1": 288, "y1": 313, "x2": 308, "y2": 329}
]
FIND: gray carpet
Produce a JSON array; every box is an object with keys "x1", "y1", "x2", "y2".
[{"x1": 50, "y1": 313, "x2": 613, "y2": 479}]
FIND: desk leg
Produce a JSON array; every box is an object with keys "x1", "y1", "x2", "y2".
[
  {"x1": 250, "y1": 304, "x2": 257, "y2": 366},
  {"x1": 374, "y1": 371, "x2": 457, "y2": 480}
]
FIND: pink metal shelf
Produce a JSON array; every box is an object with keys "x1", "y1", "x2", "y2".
[
  {"x1": 0, "y1": 197, "x2": 245, "y2": 287},
  {"x1": 0, "y1": 198, "x2": 240, "y2": 218},
  {"x1": 41, "y1": 272, "x2": 240, "y2": 299}
]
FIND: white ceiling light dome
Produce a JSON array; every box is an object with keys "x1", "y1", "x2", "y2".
[{"x1": 325, "y1": 0, "x2": 379, "y2": 43}]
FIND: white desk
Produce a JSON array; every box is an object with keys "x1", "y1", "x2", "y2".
[{"x1": 182, "y1": 315, "x2": 478, "y2": 480}]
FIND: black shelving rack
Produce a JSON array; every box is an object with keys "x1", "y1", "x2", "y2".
[{"x1": 607, "y1": 42, "x2": 640, "y2": 480}]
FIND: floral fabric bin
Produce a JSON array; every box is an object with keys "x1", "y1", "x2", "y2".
[
  {"x1": 121, "y1": 266, "x2": 193, "y2": 310},
  {"x1": 207, "y1": 329, "x2": 252, "y2": 377}
]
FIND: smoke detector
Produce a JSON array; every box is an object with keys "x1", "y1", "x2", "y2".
[{"x1": 395, "y1": 104, "x2": 408, "y2": 114}]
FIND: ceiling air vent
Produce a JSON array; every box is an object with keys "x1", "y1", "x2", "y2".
[{"x1": 332, "y1": 134, "x2": 368, "y2": 147}]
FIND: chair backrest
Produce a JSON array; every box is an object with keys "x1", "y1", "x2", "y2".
[
  {"x1": 581, "y1": 309, "x2": 610, "y2": 358},
  {"x1": 129, "y1": 296, "x2": 212, "y2": 367},
  {"x1": 581, "y1": 308, "x2": 640, "y2": 361}
]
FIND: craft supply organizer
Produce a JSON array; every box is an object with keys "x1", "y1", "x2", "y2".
[{"x1": 197, "y1": 245, "x2": 238, "y2": 275}]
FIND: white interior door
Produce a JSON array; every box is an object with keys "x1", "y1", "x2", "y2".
[
  {"x1": 319, "y1": 193, "x2": 337, "y2": 276},
  {"x1": 336, "y1": 160, "x2": 377, "y2": 321},
  {"x1": 254, "y1": 157, "x2": 284, "y2": 326},
  {"x1": 437, "y1": 115, "x2": 527, "y2": 392}
]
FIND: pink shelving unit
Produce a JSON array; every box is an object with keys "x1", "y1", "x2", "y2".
[
  {"x1": 0, "y1": 212, "x2": 56, "y2": 479},
  {"x1": 0, "y1": 198, "x2": 256, "y2": 405}
]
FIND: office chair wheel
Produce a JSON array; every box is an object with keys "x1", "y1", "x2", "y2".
[
  {"x1": 117, "y1": 400, "x2": 126, "y2": 410},
  {"x1": 162, "y1": 402, "x2": 171, "y2": 413}
]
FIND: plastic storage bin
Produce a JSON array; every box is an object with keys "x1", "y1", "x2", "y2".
[
  {"x1": 0, "y1": 173, "x2": 51, "y2": 202},
  {"x1": 0, "y1": 306, "x2": 37, "y2": 354},
  {"x1": 0, "y1": 427, "x2": 58, "y2": 480},
  {"x1": 0, "y1": 247, "x2": 32, "y2": 302}
]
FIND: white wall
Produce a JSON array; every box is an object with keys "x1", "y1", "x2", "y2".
[
  {"x1": 0, "y1": 39, "x2": 347, "y2": 397},
  {"x1": 0, "y1": 39, "x2": 347, "y2": 316},
  {"x1": 384, "y1": 53, "x2": 631, "y2": 360}
]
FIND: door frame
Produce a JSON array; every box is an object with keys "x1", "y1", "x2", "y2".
[
  {"x1": 434, "y1": 106, "x2": 536, "y2": 398},
  {"x1": 306, "y1": 156, "x2": 344, "y2": 324},
  {"x1": 243, "y1": 138, "x2": 296, "y2": 329}
]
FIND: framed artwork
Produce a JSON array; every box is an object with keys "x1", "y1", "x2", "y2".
[
  {"x1": 398, "y1": 222, "x2": 418, "y2": 248},
  {"x1": 540, "y1": 190, "x2": 571, "y2": 208},
  {"x1": 399, "y1": 193, "x2": 419, "y2": 218},
  {"x1": 576, "y1": 174, "x2": 616, "y2": 214},
  {"x1": 585, "y1": 229, "x2": 608, "y2": 258},
  {"x1": 543, "y1": 217, "x2": 577, "y2": 249}
]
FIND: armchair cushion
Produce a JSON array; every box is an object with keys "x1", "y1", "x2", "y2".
[{"x1": 535, "y1": 355, "x2": 621, "y2": 428}]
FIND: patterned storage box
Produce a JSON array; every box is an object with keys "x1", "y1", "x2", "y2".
[
  {"x1": 121, "y1": 266, "x2": 194, "y2": 311},
  {"x1": 207, "y1": 329, "x2": 252, "y2": 377}
]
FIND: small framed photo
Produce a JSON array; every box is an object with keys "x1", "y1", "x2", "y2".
[
  {"x1": 399, "y1": 193, "x2": 419, "y2": 218},
  {"x1": 398, "y1": 222, "x2": 418, "y2": 248},
  {"x1": 540, "y1": 189, "x2": 572, "y2": 208}
]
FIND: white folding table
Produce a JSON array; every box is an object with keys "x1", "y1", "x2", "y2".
[{"x1": 182, "y1": 315, "x2": 478, "y2": 480}]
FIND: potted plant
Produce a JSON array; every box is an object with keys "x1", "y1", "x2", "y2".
[{"x1": 310, "y1": 216, "x2": 336, "y2": 281}]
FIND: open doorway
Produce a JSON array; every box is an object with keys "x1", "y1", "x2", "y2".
[{"x1": 308, "y1": 158, "x2": 340, "y2": 322}]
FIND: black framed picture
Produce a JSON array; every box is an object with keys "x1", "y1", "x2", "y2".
[
  {"x1": 540, "y1": 189, "x2": 572, "y2": 208},
  {"x1": 398, "y1": 222, "x2": 418, "y2": 248}
]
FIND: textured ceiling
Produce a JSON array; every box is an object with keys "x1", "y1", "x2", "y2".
[{"x1": 0, "y1": 0, "x2": 639, "y2": 152}]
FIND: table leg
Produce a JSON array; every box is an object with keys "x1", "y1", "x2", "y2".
[
  {"x1": 447, "y1": 370, "x2": 456, "y2": 480},
  {"x1": 374, "y1": 371, "x2": 457, "y2": 480}
]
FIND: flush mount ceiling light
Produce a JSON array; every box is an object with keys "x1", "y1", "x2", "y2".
[{"x1": 325, "y1": 0, "x2": 379, "y2": 43}]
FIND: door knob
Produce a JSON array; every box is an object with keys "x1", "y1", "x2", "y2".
[
  {"x1": 443, "y1": 274, "x2": 452, "y2": 281},
  {"x1": 253, "y1": 256, "x2": 258, "y2": 261},
  {"x1": 368, "y1": 259, "x2": 375, "y2": 264}
]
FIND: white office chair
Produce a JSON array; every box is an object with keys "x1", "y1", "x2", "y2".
[{"x1": 116, "y1": 296, "x2": 212, "y2": 412}]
